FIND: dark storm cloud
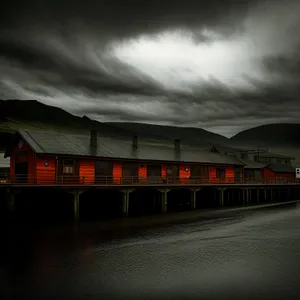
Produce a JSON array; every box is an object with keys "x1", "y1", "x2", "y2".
[
  {"x1": 1, "y1": 0, "x2": 251, "y2": 37},
  {"x1": 1, "y1": 0, "x2": 300, "y2": 136}
]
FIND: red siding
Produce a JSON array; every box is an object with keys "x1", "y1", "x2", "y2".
[
  {"x1": 263, "y1": 168, "x2": 295, "y2": 182},
  {"x1": 263, "y1": 168, "x2": 275, "y2": 182},
  {"x1": 277, "y1": 173, "x2": 295, "y2": 178},
  {"x1": 209, "y1": 166, "x2": 236, "y2": 184},
  {"x1": 209, "y1": 167, "x2": 217, "y2": 183},
  {"x1": 161, "y1": 165, "x2": 167, "y2": 180},
  {"x1": 80, "y1": 160, "x2": 95, "y2": 184},
  {"x1": 113, "y1": 163, "x2": 122, "y2": 184},
  {"x1": 10, "y1": 139, "x2": 36, "y2": 183},
  {"x1": 179, "y1": 164, "x2": 191, "y2": 183},
  {"x1": 138, "y1": 163, "x2": 147, "y2": 180},
  {"x1": 225, "y1": 167, "x2": 235, "y2": 184},
  {"x1": 36, "y1": 157, "x2": 56, "y2": 184}
]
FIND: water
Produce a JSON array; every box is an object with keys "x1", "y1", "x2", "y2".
[{"x1": 2, "y1": 204, "x2": 300, "y2": 300}]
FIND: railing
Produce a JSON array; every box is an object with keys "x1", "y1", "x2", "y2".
[{"x1": 0, "y1": 173, "x2": 299, "y2": 186}]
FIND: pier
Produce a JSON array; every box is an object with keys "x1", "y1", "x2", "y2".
[{"x1": 1, "y1": 174, "x2": 300, "y2": 222}]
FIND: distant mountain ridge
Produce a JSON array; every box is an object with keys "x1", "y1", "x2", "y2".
[
  {"x1": 231, "y1": 123, "x2": 300, "y2": 147},
  {"x1": 105, "y1": 122, "x2": 230, "y2": 146},
  {"x1": 0, "y1": 100, "x2": 300, "y2": 159},
  {"x1": 0, "y1": 99, "x2": 229, "y2": 149}
]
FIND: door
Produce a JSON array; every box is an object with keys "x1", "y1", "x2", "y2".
[
  {"x1": 166, "y1": 165, "x2": 179, "y2": 183},
  {"x1": 95, "y1": 161, "x2": 113, "y2": 184},
  {"x1": 57, "y1": 159, "x2": 79, "y2": 184},
  {"x1": 122, "y1": 162, "x2": 139, "y2": 184},
  {"x1": 234, "y1": 167, "x2": 242, "y2": 183},
  {"x1": 191, "y1": 165, "x2": 209, "y2": 183},
  {"x1": 190, "y1": 164, "x2": 201, "y2": 183},
  {"x1": 254, "y1": 169, "x2": 261, "y2": 183},
  {"x1": 147, "y1": 164, "x2": 162, "y2": 183},
  {"x1": 216, "y1": 168, "x2": 226, "y2": 183},
  {"x1": 15, "y1": 162, "x2": 28, "y2": 183}
]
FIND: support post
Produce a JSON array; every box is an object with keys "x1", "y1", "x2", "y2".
[
  {"x1": 242, "y1": 189, "x2": 246, "y2": 205},
  {"x1": 257, "y1": 189, "x2": 260, "y2": 203},
  {"x1": 68, "y1": 190, "x2": 85, "y2": 222},
  {"x1": 123, "y1": 190, "x2": 129, "y2": 217},
  {"x1": 264, "y1": 188, "x2": 267, "y2": 202},
  {"x1": 246, "y1": 189, "x2": 250, "y2": 205},
  {"x1": 190, "y1": 189, "x2": 201, "y2": 209},
  {"x1": 218, "y1": 188, "x2": 225, "y2": 207},
  {"x1": 121, "y1": 189, "x2": 135, "y2": 217},
  {"x1": 158, "y1": 189, "x2": 170, "y2": 213},
  {"x1": 270, "y1": 188, "x2": 273, "y2": 201},
  {"x1": 73, "y1": 191, "x2": 80, "y2": 222}
]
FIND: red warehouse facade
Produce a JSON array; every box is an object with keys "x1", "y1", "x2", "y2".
[{"x1": 4, "y1": 130, "x2": 245, "y2": 185}]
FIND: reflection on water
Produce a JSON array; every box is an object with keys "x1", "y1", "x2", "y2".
[{"x1": 2, "y1": 204, "x2": 300, "y2": 300}]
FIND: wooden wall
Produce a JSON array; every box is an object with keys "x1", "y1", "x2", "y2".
[
  {"x1": 10, "y1": 139, "x2": 36, "y2": 183},
  {"x1": 36, "y1": 156, "x2": 56, "y2": 184},
  {"x1": 112, "y1": 162, "x2": 122, "y2": 184},
  {"x1": 8, "y1": 140, "x2": 243, "y2": 185},
  {"x1": 208, "y1": 166, "x2": 235, "y2": 184},
  {"x1": 263, "y1": 168, "x2": 295, "y2": 182},
  {"x1": 79, "y1": 160, "x2": 95, "y2": 184}
]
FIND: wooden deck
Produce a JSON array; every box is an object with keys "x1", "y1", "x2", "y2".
[
  {"x1": 1, "y1": 174, "x2": 299, "y2": 190},
  {"x1": 2, "y1": 182, "x2": 300, "y2": 190}
]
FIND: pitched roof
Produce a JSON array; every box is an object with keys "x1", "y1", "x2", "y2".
[
  {"x1": 212, "y1": 145, "x2": 295, "y2": 159},
  {"x1": 266, "y1": 163, "x2": 295, "y2": 173},
  {"x1": 238, "y1": 159, "x2": 268, "y2": 169},
  {"x1": 211, "y1": 145, "x2": 248, "y2": 154},
  {"x1": 12, "y1": 130, "x2": 244, "y2": 166},
  {"x1": 258, "y1": 152, "x2": 295, "y2": 159}
]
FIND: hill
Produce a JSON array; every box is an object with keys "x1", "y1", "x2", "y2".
[
  {"x1": 0, "y1": 99, "x2": 134, "y2": 149},
  {"x1": 105, "y1": 122, "x2": 230, "y2": 146},
  {"x1": 231, "y1": 123, "x2": 300, "y2": 165},
  {"x1": 231, "y1": 123, "x2": 300, "y2": 148},
  {"x1": 1, "y1": 100, "x2": 299, "y2": 165},
  {"x1": 0, "y1": 99, "x2": 230, "y2": 150}
]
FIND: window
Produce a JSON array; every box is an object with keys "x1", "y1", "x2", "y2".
[
  {"x1": 63, "y1": 159, "x2": 75, "y2": 175},
  {"x1": 63, "y1": 165, "x2": 74, "y2": 174},
  {"x1": 277, "y1": 159, "x2": 282, "y2": 163},
  {"x1": 241, "y1": 153, "x2": 248, "y2": 160}
]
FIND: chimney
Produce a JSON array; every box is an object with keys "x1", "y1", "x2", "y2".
[
  {"x1": 132, "y1": 135, "x2": 138, "y2": 149},
  {"x1": 131, "y1": 135, "x2": 138, "y2": 158},
  {"x1": 90, "y1": 130, "x2": 97, "y2": 148},
  {"x1": 174, "y1": 138, "x2": 181, "y2": 161}
]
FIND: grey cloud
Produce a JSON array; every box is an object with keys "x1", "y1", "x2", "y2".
[{"x1": 1, "y1": 0, "x2": 300, "y2": 136}]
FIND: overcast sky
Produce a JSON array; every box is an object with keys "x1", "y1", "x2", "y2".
[{"x1": 1, "y1": 0, "x2": 300, "y2": 137}]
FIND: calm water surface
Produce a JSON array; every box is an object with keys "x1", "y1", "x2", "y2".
[{"x1": 2, "y1": 204, "x2": 300, "y2": 300}]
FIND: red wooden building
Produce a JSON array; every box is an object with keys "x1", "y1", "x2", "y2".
[
  {"x1": 4, "y1": 130, "x2": 245, "y2": 185},
  {"x1": 211, "y1": 145, "x2": 296, "y2": 183},
  {"x1": 262, "y1": 163, "x2": 296, "y2": 182}
]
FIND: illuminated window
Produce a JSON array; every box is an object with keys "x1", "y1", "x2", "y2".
[{"x1": 63, "y1": 166, "x2": 74, "y2": 174}]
